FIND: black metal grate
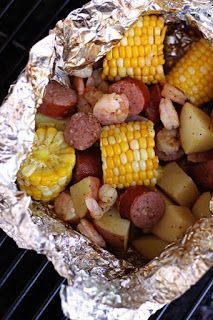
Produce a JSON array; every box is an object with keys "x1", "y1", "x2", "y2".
[{"x1": 0, "y1": 1, "x2": 212, "y2": 319}]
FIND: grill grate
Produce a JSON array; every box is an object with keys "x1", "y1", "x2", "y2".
[{"x1": 0, "y1": 1, "x2": 212, "y2": 319}]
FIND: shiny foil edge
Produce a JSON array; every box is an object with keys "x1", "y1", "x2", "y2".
[{"x1": 0, "y1": 1, "x2": 213, "y2": 320}]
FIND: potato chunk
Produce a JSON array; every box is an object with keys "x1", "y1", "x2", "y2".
[
  {"x1": 70, "y1": 176, "x2": 101, "y2": 218},
  {"x1": 152, "y1": 205, "x2": 195, "y2": 242},
  {"x1": 93, "y1": 207, "x2": 130, "y2": 251},
  {"x1": 180, "y1": 102, "x2": 213, "y2": 154},
  {"x1": 156, "y1": 188, "x2": 174, "y2": 205},
  {"x1": 192, "y1": 192, "x2": 212, "y2": 219},
  {"x1": 132, "y1": 235, "x2": 168, "y2": 260},
  {"x1": 157, "y1": 162, "x2": 199, "y2": 207}
]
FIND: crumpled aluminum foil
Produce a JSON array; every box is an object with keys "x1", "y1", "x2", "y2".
[{"x1": 0, "y1": 1, "x2": 213, "y2": 319}]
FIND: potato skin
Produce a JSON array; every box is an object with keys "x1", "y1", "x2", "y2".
[{"x1": 189, "y1": 160, "x2": 213, "y2": 190}]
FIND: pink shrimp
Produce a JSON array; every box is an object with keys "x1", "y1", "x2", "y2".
[{"x1": 93, "y1": 93, "x2": 129, "y2": 125}]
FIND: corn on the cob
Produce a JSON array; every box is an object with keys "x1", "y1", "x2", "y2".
[
  {"x1": 102, "y1": 15, "x2": 167, "y2": 84},
  {"x1": 17, "y1": 127, "x2": 76, "y2": 202},
  {"x1": 167, "y1": 38, "x2": 213, "y2": 106},
  {"x1": 100, "y1": 121, "x2": 159, "y2": 188}
]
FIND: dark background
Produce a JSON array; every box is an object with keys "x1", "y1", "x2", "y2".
[{"x1": 0, "y1": 1, "x2": 212, "y2": 319}]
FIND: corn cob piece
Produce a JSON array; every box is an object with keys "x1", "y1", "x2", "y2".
[
  {"x1": 100, "y1": 121, "x2": 159, "y2": 188},
  {"x1": 167, "y1": 38, "x2": 213, "y2": 106},
  {"x1": 17, "y1": 127, "x2": 76, "y2": 202},
  {"x1": 102, "y1": 15, "x2": 167, "y2": 84}
]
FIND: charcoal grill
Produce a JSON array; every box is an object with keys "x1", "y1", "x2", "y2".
[{"x1": 0, "y1": 1, "x2": 212, "y2": 319}]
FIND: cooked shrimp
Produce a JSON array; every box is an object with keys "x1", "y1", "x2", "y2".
[
  {"x1": 72, "y1": 76, "x2": 85, "y2": 96},
  {"x1": 85, "y1": 184, "x2": 118, "y2": 220},
  {"x1": 93, "y1": 93, "x2": 129, "y2": 125},
  {"x1": 161, "y1": 83, "x2": 187, "y2": 105},
  {"x1": 84, "y1": 87, "x2": 103, "y2": 108},
  {"x1": 156, "y1": 128, "x2": 180, "y2": 155},
  {"x1": 77, "y1": 96, "x2": 93, "y2": 114},
  {"x1": 98, "y1": 184, "x2": 118, "y2": 204},
  {"x1": 159, "y1": 98, "x2": 179, "y2": 130},
  {"x1": 77, "y1": 218, "x2": 106, "y2": 247}
]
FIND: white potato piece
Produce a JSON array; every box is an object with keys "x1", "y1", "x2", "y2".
[
  {"x1": 152, "y1": 205, "x2": 195, "y2": 242},
  {"x1": 156, "y1": 188, "x2": 174, "y2": 205},
  {"x1": 157, "y1": 162, "x2": 199, "y2": 207},
  {"x1": 180, "y1": 102, "x2": 213, "y2": 154},
  {"x1": 70, "y1": 176, "x2": 101, "y2": 218},
  {"x1": 93, "y1": 206, "x2": 130, "y2": 251},
  {"x1": 35, "y1": 113, "x2": 67, "y2": 131},
  {"x1": 192, "y1": 192, "x2": 212, "y2": 219},
  {"x1": 132, "y1": 235, "x2": 168, "y2": 260}
]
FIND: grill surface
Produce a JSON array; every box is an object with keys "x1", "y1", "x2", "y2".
[{"x1": 0, "y1": 1, "x2": 212, "y2": 319}]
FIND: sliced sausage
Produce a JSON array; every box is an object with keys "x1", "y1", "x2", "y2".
[
  {"x1": 189, "y1": 160, "x2": 213, "y2": 190},
  {"x1": 109, "y1": 78, "x2": 150, "y2": 116},
  {"x1": 38, "y1": 80, "x2": 77, "y2": 118},
  {"x1": 64, "y1": 112, "x2": 101, "y2": 150},
  {"x1": 73, "y1": 147, "x2": 102, "y2": 183},
  {"x1": 119, "y1": 186, "x2": 165, "y2": 229},
  {"x1": 144, "y1": 84, "x2": 161, "y2": 123},
  {"x1": 187, "y1": 149, "x2": 213, "y2": 163},
  {"x1": 155, "y1": 146, "x2": 185, "y2": 162}
]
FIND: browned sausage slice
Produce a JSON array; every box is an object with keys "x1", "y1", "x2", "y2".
[
  {"x1": 109, "y1": 78, "x2": 150, "y2": 116},
  {"x1": 38, "y1": 80, "x2": 77, "y2": 118},
  {"x1": 72, "y1": 147, "x2": 102, "y2": 183},
  {"x1": 189, "y1": 160, "x2": 213, "y2": 190},
  {"x1": 64, "y1": 112, "x2": 101, "y2": 150},
  {"x1": 144, "y1": 84, "x2": 161, "y2": 123},
  {"x1": 119, "y1": 186, "x2": 165, "y2": 229}
]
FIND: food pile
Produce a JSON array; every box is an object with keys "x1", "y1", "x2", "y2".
[{"x1": 17, "y1": 15, "x2": 213, "y2": 261}]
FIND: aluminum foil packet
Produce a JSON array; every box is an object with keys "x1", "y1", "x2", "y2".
[{"x1": 0, "y1": 1, "x2": 213, "y2": 319}]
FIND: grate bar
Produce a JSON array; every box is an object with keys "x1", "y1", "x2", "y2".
[
  {"x1": 0, "y1": 234, "x2": 7, "y2": 247},
  {"x1": 0, "y1": 31, "x2": 26, "y2": 50},
  {"x1": 185, "y1": 278, "x2": 213, "y2": 320},
  {"x1": 153, "y1": 305, "x2": 169, "y2": 320},
  {"x1": 0, "y1": 250, "x2": 27, "y2": 288},
  {"x1": 0, "y1": 0, "x2": 43, "y2": 55},
  {"x1": 0, "y1": 0, "x2": 16, "y2": 19},
  {"x1": 0, "y1": 0, "x2": 71, "y2": 89},
  {"x1": 2, "y1": 259, "x2": 49, "y2": 320},
  {"x1": 33, "y1": 278, "x2": 66, "y2": 320}
]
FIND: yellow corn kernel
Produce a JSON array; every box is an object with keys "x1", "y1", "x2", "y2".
[
  {"x1": 102, "y1": 15, "x2": 166, "y2": 83},
  {"x1": 109, "y1": 67, "x2": 117, "y2": 77},
  {"x1": 167, "y1": 38, "x2": 213, "y2": 105},
  {"x1": 100, "y1": 121, "x2": 158, "y2": 188},
  {"x1": 106, "y1": 157, "x2": 114, "y2": 169},
  {"x1": 118, "y1": 67, "x2": 127, "y2": 77},
  {"x1": 17, "y1": 127, "x2": 75, "y2": 201},
  {"x1": 112, "y1": 47, "x2": 119, "y2": 59}
]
